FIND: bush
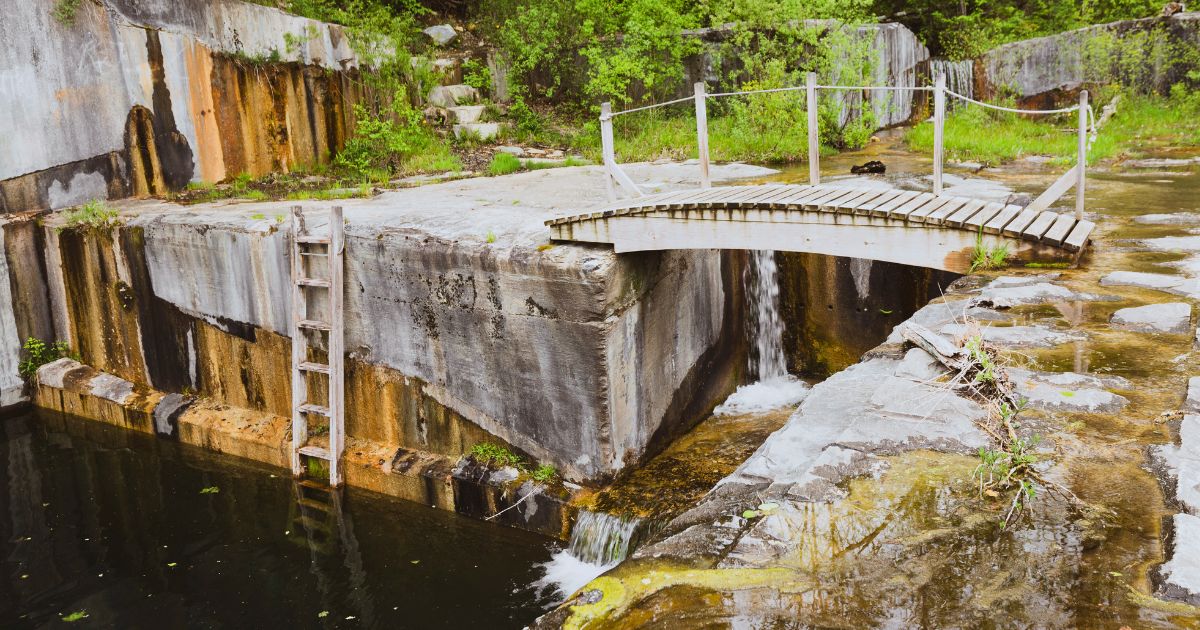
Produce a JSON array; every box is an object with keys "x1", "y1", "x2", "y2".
[{"x1": 18, "y1": 337, "x2": 75, "y2": 379}]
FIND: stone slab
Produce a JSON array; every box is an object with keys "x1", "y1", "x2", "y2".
[
  {"x1": 1158, "y1": 513, "x2": 1200, "y2": 606},
  {"x1": 1111, "y1": 302, "x2": 1192, "y2": 334},
  {"x1": 1100, "y1": 271, "x2": 1200, "y2": 299}
]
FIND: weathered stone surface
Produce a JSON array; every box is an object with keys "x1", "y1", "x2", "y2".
[
  {"x1": 1005, "y1": 368, "x2": 1130, "y2": 413},
  {"x1": 1111, "y1": 302, "x2": 1192, "y2": 334},
  {"x1": 423, "y1": 24, "x2": 457, "y2": 45},
  {"x1": 884, "y1": 299, "x2": 1009, "y2": 344},
  {"x1": 1100, "y1": 271, "x2": 1200, "y2": 299},
  {"x1": 972, "y1": 281, "x2": 1102, "y2": 308},
  {"x1": 1158, "y1": 513, "x2": 1200, "y2": 606},
  {"x1": 939, "y1": 323, "x2": 1086, "y2": 348},
  {"x1": 1141, "y1": 236, "x2": 1200, "y2": 252},
  {"x1": 0, "y1": 222, "x2": 22, "y2": 408},
  {"x1": 497, "y1": 146, "x2": 526, "y2": 157},
  {"x1": 1187, "y1": 377, "x2": 1200, "y2": 413},
  {"x1": 428, "y1": 84, "x2": 480, "y2": 108},
  {"x1": 448, "y1": 105, "x2": 486, "y2": 124},
  {"x1": 453, "y1": 122, "x2": 501, "y2": 140}
]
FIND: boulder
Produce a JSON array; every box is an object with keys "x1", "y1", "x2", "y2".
[
  {"x1": 423, "y1": 24, "x2": 457, "y2": 46},
  {"x1": 453, "y1": 123, "x2": 501, "y2": 141},
  {"x1": 448, "y1": 105, "x2": 485, "y2": 124},
  {"x1": 1110, "y1": 302, "x2": 1192, "y2": 334}
]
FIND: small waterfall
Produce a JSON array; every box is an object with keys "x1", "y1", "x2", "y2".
[
  {"x1": 748, "y1": 250, "x2": 787, "y2": 381},
  {"x1": 930, "y1": 58, "x2": 974, "y2": 104},
  {"x1": 536, "y1": 510, "x2": 643, "y2": 599}
]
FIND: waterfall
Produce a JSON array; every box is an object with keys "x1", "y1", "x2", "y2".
[
  {"x1": 930, "y1": 58, "x2": 974, "y2": 103},
  {"x1": 748, "y1": 250, "x2": 787, "y2": 381},
  {"x1": 536, "y1": 510, "x2": 643, "y2": 599}
]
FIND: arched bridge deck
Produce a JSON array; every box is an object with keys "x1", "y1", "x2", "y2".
[{"x1": 546, "y1": 184, "x2": 1095, "y2": 273}]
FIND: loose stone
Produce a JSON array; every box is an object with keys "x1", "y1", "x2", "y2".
[{"x1": 1110, "y1": 302, "x2": 1192, "y2": 334}]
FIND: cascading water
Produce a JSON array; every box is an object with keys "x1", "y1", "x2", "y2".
[
  {"x1": 536, "y1": 510, "x2": 643, "y2": 600},
  {"x1": 930, "y1": 58, "x2": 974, "y2": 104},
  {"x1": 712, "y1": 251, "x2": 811, "y2": 416}
]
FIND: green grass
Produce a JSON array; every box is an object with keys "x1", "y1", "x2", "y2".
[
  {"x1": 969, "y1": 231, "x2": 1011, "y2": 273},
  {"x1": 61, "y1": 199, "x2": 119, "y2": 229},
  {"x1": 531, "y1": 464, "x2": 557, "y2": 483},
  {"x1": 907, "y1": 90, "x2": 1200, "y2": 166},
  {"x1": 469, "y1": 442, "x2": 523, "y2": 468},
  {"x1": 487, "y1": 152, "x2": 522, "y2": 176}
]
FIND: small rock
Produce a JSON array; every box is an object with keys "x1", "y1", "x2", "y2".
[
  {"x1": 422, "y1": 24, "x2": 457, "y2": 45},
  {"x1": 850, "y1": 160, "x2": 886, "y2": 174},
  {"x1": 1110, "y1": 302, "x2": 1192, "y2": 334},
  {"x1": 497, "y1": 146, "x2": 525, "y2": 157}
]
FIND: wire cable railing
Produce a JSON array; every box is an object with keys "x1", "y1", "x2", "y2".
[{"x1": 598, "y1": 72, "x2": 1096, "y2": 220}]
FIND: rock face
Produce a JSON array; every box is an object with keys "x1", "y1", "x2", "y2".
[
  {"x1": 0, "y1": 0, "x2": 365, "y2": 214},
  {"x1": 1111, "y1": 302, "x2": 1192, "y2": 333},
  {"x1": 978, "y1": 12, "x2": 1200, "y2": 100},
  {"x1": 428, "y1": 85, "x2": 480, "y2": 109},
  {"x1": 423, "y1": 24, "x2": 458, "y2": 46}
]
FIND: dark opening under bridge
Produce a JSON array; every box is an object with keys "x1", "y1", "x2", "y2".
[{"x1": 548, "y1": 72, "x2": 1103, "y2": 273}]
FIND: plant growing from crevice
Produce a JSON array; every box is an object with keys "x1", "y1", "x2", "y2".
[
  {"x1": 469, "y1": 442, "x2": 523, "y2": 468},
  {"x1": 52, "y1": 0, "x2": 82, "y2": 26},
  {"x1": 969, "y1": 230, "x2": 1010, "y2": 273},
  {"x1": 61, "y1": 199, "x2": 120, "y2": 230},
  {"x1": 18, "y1": 337, "x2": 75, "y2": 379},
  {"x1": 531, "y1": 464, "x2": 557, "y2": 483}
]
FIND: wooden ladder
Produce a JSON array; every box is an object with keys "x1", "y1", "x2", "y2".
[{"x1": 289, "y1": 205, "x2": 345, "y2": 486}]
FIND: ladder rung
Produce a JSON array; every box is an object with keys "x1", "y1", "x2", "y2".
[
  {"x1": 297, "y1": 496, "x2": 327, "y2": 510},
  {"x1": 297, "y1": 319, "x2": 331, "y2": 331},
  {"x1": 296, "y1": 478, "x2": 331, "y2": 492},
  {"x1": 297, "y1": 235, "x2": 330, "y2": 244},
  {"x1": 298, "y1": 403, "x2": 331, "y2": 416},
  {"x1": 299, "y1": 251, "x2": 328, "y2": 257},
  {"x1": 298, "y1": 444, "x2": 332, "y2": 459},
  {"x1": 297, "y1": 277, "x2": 330, "y2": 288},
  {"x1": 299, "y1": 361, "x2": 331, "y2": 374}
]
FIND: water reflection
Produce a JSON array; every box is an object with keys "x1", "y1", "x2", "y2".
[{"x1": 0, "y1": 410, "x2": 556, "y2": 628}]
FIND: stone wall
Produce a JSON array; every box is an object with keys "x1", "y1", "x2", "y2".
[
  {"x1": 977, "y1": 12, "x2": 1200, "y2": 101},
  {"x1": 0, "y1": 0, "x2": 365, "y2": 214}
]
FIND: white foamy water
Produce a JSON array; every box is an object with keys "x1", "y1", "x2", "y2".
[
  {"x1": 748, "y1": 250, "x2": 787, "y2": 381},
  {"x1": 713, "y1": 375, "x2": 811, "y2": 416},
  {"x1": 535, "y1": 510, "x2": 642, "y2": 601}
]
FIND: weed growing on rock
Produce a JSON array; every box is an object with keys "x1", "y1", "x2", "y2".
[
  {"x1": 18, "y1": 337, "x2": 75, "y2": 379},
  {"x1": 532, "y1": 464, "x2": 557, "y2": 483},
  {"x1": 51, "y1": 0, "x2": 82, "y2": 26},
  {"x1": 487, "y1": 152, "x2": 521, "y2": 175},
  {"x1": 61, "y1": 200, "x2": 119, "y2": 230},
  {"x1": 969, "y1": 231, "x2": 1010, "y2": 273},
  {"x1": 469, "y1": 442, "x2": 523, "y2": 468}
]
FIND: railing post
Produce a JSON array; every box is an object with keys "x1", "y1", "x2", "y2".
[
  {"x1": 933, "y1": 72, "x2": 945, "y2": 196},
  {"x1": 1076, "y1": 89, "x2": 1088, "y2": 220},
  {"x1": 806, "y1": 72, "x2": 819, "y2": 186},
  {"x1": 600, "y1": 102, "x2": 616, "y2": 201},
  {"x1": 694, "y1": 82, "x2": 711, "y2": 189}
]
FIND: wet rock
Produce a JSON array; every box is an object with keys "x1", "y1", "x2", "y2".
[
  {"x1": 1124, "y1": 157, "x2": 1199, "y2": 168},
  {"x1": 1187, "y1": 377, "x2": 1200, "y2": 413},
  {"x1": 972, "y1": 282, "x2": 1103, "y2": 308},
  {"x1": 1141, "y1": 236, "x2": 1200, "y2": 253},
  {"x1": 894, "y1": 347, "x2": 945, "y2": 381},
  {"x1": 850, "y1": 160, "x2": 886, "y2": 174},
  {"x1": 1005, "y1": 368, "x2": 1130, "y2": 413},
  {"x1": 1111, "y1": 302, "x2": 1192, "y2": 334},
  {"x1": 427, "y1": 84, "x2": 479, "y2": 108},
  {"x1": 422, "y1": 24, "x2": 457, "y2": 45},
  {"x1": 884, "y1": 299, "x2": 1009, "y2": 344},
  {"x1": 1157, "y1": 513, "x2": 1200, "y2": 606},
  {"x1": 1133, "y1": 212, "x2": 1200, "y2": 225},
  {"x1": 153, "y1": 392, "x2": 192, "y2": 437},
  {"x1": 985, "y1": 274, "x2": 1061, "y2": 288},
  {"x1": 1164, "y1": 256, "x2": 1200, "y2": 277},
  {"x1": 1100, "y1": 271, "x2": 1200, "y2": 299},
  {"x1": 939, "y1": 323, "x2": 1085, "y2": 348}
]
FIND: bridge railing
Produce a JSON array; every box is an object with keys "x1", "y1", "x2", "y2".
[{"x1": 599, "y1": 72, "x2": 1097, "y2": 220}]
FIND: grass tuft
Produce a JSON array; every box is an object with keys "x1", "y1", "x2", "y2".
[{"x1": 487, "y1": 152, "x2": 522, "y2": 176}]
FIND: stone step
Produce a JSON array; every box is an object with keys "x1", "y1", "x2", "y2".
[
  {"x1": 427, "y1": 84, "x2": 479, "y2": 109},
  {"x1": 448, "y1": 105, "x2": 485, "y2": 124},
  {"x1": 453, "y1": 122, "x2": 502, "y2": 141}
]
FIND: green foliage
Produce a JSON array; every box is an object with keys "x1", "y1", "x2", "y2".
[
  {"x1": 62, "y1": 610, "x2": 89, "y2": 622},
  {"x1": 335, "y1": 100, "x2": 441, "y2": 179},
  {"x1": 969, "y1": 231, "x2": 1011, "y2": 273},
  {"x1": 462, "y1": 59, "x2": 492, "y2": 92},
  {"x1": 531, "y1": 464, "x2": 557, "y2": 483},
  {"x1": 487, "y1": 152, "x2": 522, "y2": 175},
  {"x1": 52, "y1": 0, "x2": 82, "y2": 26},
  {"x1": 62, "y1": 200, "x2": 120, "y2": 230},
  {"x1": 469, "y1": 442, "x2": 523, "y2": 468},
  {"x1": 18, "y1": 337, "x2": 74, "y2": 380},
  {"x1": 199, "y1": 486, "x2": 220, "y2": 494},
  {"x1": 485, "y1": 230, "x2": 498, "y2": 244}
]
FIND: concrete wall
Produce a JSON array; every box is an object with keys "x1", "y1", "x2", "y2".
[
  {"x1": 978, "y1": 12, "x2": 1200, "y2": 101},
  {"x1": 0, "y1": 0, "x2": 364, "y2": 214}
]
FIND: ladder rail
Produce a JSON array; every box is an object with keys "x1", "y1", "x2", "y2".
[
  {"x1": 289, "y1": 206, "x2": 308, "y2": 476},
  {"x1": 328, "y1": 206, "x2": 346, "y2": 486}
]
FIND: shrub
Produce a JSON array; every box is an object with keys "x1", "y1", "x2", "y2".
[{"x1": 18, "y1": 337, "x2": 75, "y2": 379}]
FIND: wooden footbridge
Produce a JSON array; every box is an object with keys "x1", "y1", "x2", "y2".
[{"x1": 548, "y1": 73, "x2": 1103, "y2": 273}]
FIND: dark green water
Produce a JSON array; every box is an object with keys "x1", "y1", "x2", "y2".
[{"x1": 0, "y1": 410, "x2": 557, "y2": 629}]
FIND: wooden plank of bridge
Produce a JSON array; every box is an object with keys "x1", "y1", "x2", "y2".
[
  {"x1": 963, "y1": 202, "x2": 1005, "y2": 231},
  {"x1": 1041, "y1": 213, "x2": 1077, "y2": 245},
  {"x1": 911, "y1": 197, "x2": 964, "y2": 223},
  {"x1": 699, "y1": 187, "x2": 747, "y2": 208},
  {"x1": 1062, "y1": 219, "x2": 1096, "y2": 252},
  {"x1": 890, "y1": 194, "x2": 941, "y2": 221},
  {"x1": 845, "y1": 190, "x2": 893, "y2": 212},
  {"x1": 762, "y1": 186, "x2": 810, "y2": 208},
  {"x1": 872, "y1": 191, "x2": 921, "y2": 217},
  {"x1": 785, "y1": 186, "x2": 839, "y2": 208},
  {"x1": 856, "y1": 190, "x2": 905, "y2": 214},
  {"x1": 802, "y1": 187, "x2": 851, "y2": 208},
  {"x1": 1001, "y1": 207, "x2": 1041, "y2": 237},
  {"x1": 927, "y1": 197, "x2": 976, "y2": 225},
  {"x1": 1022, "y1": 211, "x2": 1058, "y2": 241},
  {"x1": 983, "y1": 204, "x2": 1023, "y2": 234},
  {"x1": 944, "y1": 199, "x2": 989, "y2": 228},
  {"x1": 822, "y1": 189, "x2": 867, "y2": 210},
  {"x1": 740, "y1": 186, "x2": 790, "y2": 204},
  {"x1": 1024, "y1": 165, "x2": 1079, "y2": 216},
  {"x1": 836, "y1": 190, "x2": 882, "y2": 212}
]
